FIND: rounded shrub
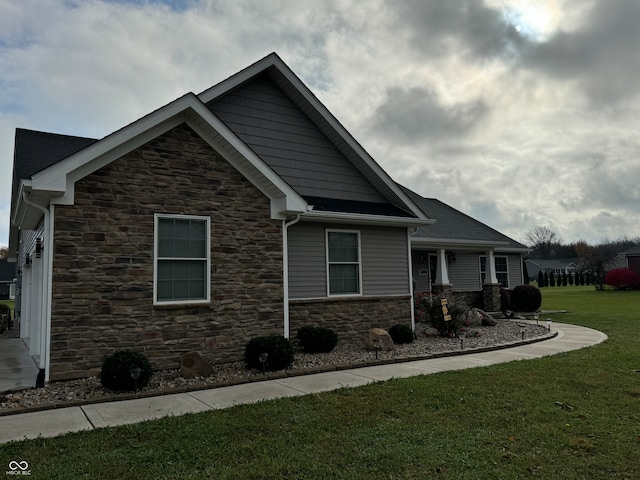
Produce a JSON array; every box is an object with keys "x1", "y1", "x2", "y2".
[
  {"x1": 500, "y1": 287, "x2": 511, "y2": 313},
  {"x1": 245, "y1": 335, "x2": 295, "y2": 371},
  {"x1": 605, "y1": 268, "x2": 640, "y2": 290},
  {"x1": 509, "y1": 284, "x2": 542, "y2": 312},
  {"x1": 297, "y1": 326, "x2": 338, "y2": 353},
  {"x1": 100, "y1": 350, "x2": 152, "y2": 392},
  {"x1": 388, "y1": 324, "x2": 414, "y2": 344}
]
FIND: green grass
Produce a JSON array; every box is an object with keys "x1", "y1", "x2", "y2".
[
  {"x1": 0, "y1": 299, "x2": 14, "y2": 318},
  {"x1": 2, "y1": 287, "x2": 639, "y2": 479}
]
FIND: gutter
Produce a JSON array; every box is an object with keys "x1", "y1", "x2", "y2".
[{"x1": 282, "y1": 213, "x2": 302, "y2": 339}]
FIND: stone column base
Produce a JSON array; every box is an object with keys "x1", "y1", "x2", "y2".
[
  {"x1": 431, "y1": 284, "x2": 453, "y2": 299},
  {"x1": 482, "y1": 283, "x2": 502, "y2": 312}
]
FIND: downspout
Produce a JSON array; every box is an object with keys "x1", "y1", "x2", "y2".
[
  {"x1": 407, "y1": 227, "x2": 419, "y2": 333},
  {"x1": 21, "y1": 192, "x2": 53, "y2": 385},
  {"x1": 282, "y1": 214, "x2": 301, "y2": 339}
]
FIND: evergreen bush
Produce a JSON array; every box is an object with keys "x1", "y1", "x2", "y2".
[
  {"x1": 100, "y1": 350, "x2": 153, "y2": 392},
  {"x1": 537, "y1": 271, "x2": 544, "y2": 287},
  {"x1": 509, "y1": 284, "x2": 542, "y2": 312},
  {"x1": 568, "y1": 272, "x2": 574, "y2": 286},
  {"x1": 296, "y1": 326, "x2": 338, "y2": 353},
  {"x1": 388, "y1": 324, "x2": 414, "y2": 344},
  {"x1": 245, "y1": 335, "x2": 295, "y2": 371},
  {"x1": 543, "y1": 272, "x2": 549, "y2": 287},
  {"x1": 500, "y1": 287, "x2": 511, "y2": 312},
  {"x1": 562, "y1": 272, "x2": 568, "y2": 286},
  {"x1": 549, "y1": 272, "x2": 556, "y2": 287}
]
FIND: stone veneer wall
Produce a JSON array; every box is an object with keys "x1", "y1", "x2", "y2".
[
  {"x1": 482, "y1": 284, "x2": 502, "y2": 312},
  {"x1": 289, "y1": 296, "x2": 412, "y2": 344},
  {"x1": 50, "y1": 124, "x2": 284, "y2": 381}
]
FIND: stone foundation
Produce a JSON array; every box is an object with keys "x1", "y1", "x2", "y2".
[{"x1": 289, "y1": 295, "x2": 412, "y2": 344}]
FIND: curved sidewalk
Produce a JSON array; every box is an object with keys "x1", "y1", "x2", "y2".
[{"x1": 0, "y1": 321, "x2": 607, "y2": 445}]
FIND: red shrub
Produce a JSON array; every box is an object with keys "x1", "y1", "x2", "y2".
[{"x1": 604, "y1": 268, "x2": 640, "y2": 290}]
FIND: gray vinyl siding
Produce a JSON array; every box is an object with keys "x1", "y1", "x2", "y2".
[
  {"x1": 288, "y1": 223, "x2": 326, "y2": 299},
  {"x1": 208, "y1": 73, "x2": 386, "y2": 203},
  {"x1": 288, "y1": 222, "x2": 409, "y2": 299},
  {"x1": 449, "y1": 253, "x2": 482, "y2": 291},
  {"x1": 507, "y1": 253, "x2": 524, "y2": 287}
]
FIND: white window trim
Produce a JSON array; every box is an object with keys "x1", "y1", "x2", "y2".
[
  {"x1": 325, "y1": 229, "x2": 363, "y2": 297},
  {"x1": 480, "y1": 255, "x2": 510, "y2": 288},
  {"x1": 154, "y1": 213, "x2": 211, "y2": 305}
]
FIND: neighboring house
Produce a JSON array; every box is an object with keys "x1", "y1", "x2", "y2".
[
  {"x1": 0, "y1": 260, "x2": 16, "y2": 300},
  {"x1": 403, "y1": 188, "x2": 529, "y2": 308},
  {"x1": 8, "y1": 53, "x2": 523, "y2": 384},
  {"x1": 525, "y1": 258, "x2": 579, "y2": 280},
  {"x1": 619, "y1": 244, "x2": 640, "y2": 277}
]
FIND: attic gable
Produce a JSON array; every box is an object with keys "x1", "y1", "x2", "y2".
[{"x1": 207, "y1": 72, "x2": 387, "y2": 205}]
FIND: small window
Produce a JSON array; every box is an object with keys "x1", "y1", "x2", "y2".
[
  {"x1": 326, "y1": 230, "x2": 361, "y2": 295},
  {"x1": 480, "y1": 255, "x2": 509, "y2": 288},
  {"x1": 155, "y1": 214, "x2": 210, "y2": 304}
]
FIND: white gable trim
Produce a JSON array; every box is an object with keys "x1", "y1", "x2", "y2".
[{"x1": 28, "y1": 93, "x2": 307, "y2": 220}]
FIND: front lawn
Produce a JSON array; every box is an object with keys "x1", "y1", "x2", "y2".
[{"x1": 1, "y1": 287, "x2": 639, "y2": 479}]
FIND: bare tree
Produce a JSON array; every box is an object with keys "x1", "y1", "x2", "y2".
[
  {"x1": 0, "y1": 246, "x2": 8, "y2": 260},
  {"x1": 525, "y1": 226, "x2": 560, "y2": 259}
]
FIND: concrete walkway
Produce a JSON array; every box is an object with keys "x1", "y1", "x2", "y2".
[
  {"x1": 0, "y1": 339, "x2": 39, "y2": 393},
  {"x1": 0, "y1": 321, "x2": 607, "y2": 445}
]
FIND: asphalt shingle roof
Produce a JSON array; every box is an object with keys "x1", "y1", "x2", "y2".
[{"x1": 401, "y1": 186, "x2": 528, "y2": 249}]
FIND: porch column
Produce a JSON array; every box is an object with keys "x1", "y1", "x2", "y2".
[
  {"x1": 484, "y1": 250, "x2": 499, "y2": 285},
  {"x1": 434, "y1": 248, "x2": 451, "y2": 286},
  {"x1": 483, "y1": 249, "x2": 501, "y2": 312}
]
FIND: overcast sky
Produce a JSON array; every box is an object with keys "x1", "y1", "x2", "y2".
[{"x1": 2, "y1": 0, "x2": 639, "y2": 248}]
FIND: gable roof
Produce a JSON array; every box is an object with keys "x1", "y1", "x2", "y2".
[
  {"x1": 524, "y1": 258, "x2": 579, "y2": 269},
  {"x1": 402, "y1": 186, "x2": 529, "y2": 251},
  {"x1": 10, "y1": 54, "x2": 433, "y2": 255},
  {"x1": 620, "y1": 244, "x2": 640, "y2": 256},
  {"x1": 199, "y1": 52, "x2": 427, "y2": 220}
]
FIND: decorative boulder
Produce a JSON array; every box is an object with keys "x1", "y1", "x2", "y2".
[
  {"x1": 363, "y1": 328, "x2": 395, "y2": 351},
  {"x1": 464, "y1": 308, "x2": 497, "y2": 327},
  {"x1": 180, "y1": 352, "x2": 214, "y2": 379}
]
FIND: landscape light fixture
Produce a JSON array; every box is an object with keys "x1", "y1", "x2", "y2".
[
  {"x1": 373, "y1": 339, "x2": 382, "y2": 359},
  {"x1": 547, "y1": 319, "x2": 552, "y2": 331},
  {"x1": 519, "y1": 325, "x2": 525, "y2": 340},
  {"x1": 258, "y1": 352, "x2": 268, "y2": 374},
  {"x1": 533, "y1": 313, "x2": 539, "y2": 326},
  {"x1": 129, "y1": 365, "x2": 142, "y2": 393},
  {"x1": 459, "y1": 331, "x2": 465, "y2": 349}
]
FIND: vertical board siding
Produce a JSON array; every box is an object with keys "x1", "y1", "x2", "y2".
[
  {"x1": 288, "y1": 222, "x2": 409, "y2": 299},
  {"x1": 208, "y1": 73, "x2": 386, "y2": 203}
]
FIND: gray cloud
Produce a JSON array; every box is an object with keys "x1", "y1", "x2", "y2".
[
  {"x1": 368, "y1": 87, "x2": 488, "y2": 144},
  {"x1": 521, "y1": 1, "x2": 640, "y2": 106},
  {"x1": 388, "y1": 0, "x2": 528, "y2": 61}
]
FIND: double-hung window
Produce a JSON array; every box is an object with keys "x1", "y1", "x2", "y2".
[
  {"x1": 480, "y1": 255, "x2": 509, "y2": 288},
  {"x1": 155, "y1": 214, "x2": 210, "y2": 304},
  {"x1": 326, "y1": 230, "x2": 362, "y2": 296}
]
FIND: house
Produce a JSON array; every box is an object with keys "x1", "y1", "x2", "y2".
[
  {"x1": 524, "y1": 258, "x2": 579, "y2": 281},
  {"x1": 403, "y1": 188, "x2": 529, "y2": 308},
  {"x1": 0, "y1": 260, "x2": 16, "y2": 300},
  {"x1": 9, "y1": 53, "x2": 521, "y2": 384},
  {"x1": 620, "y1": 244, "x2": 640, "y2": 277}
]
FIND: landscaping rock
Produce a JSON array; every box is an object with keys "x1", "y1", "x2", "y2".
[
  {"x1": 467, "y1": 308, "x2": 497, "y2": 327},
  {"x1": 363, "y1": 328, "x2": 395, "y2": 351},
  {"x1": 180, "y1": 352, "x2": 214, "y2": 379}
]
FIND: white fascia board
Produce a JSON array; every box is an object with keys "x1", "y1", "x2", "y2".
[
  {"x1": 28, "y1": 92, "x2": 306, "y2": 219},
  {"x1": 198, "y1": 54, "x2": 429, "y2": 221},
  {"x1": 302, "y1": 210, "x2": 435, "y2": 227},
  {"x1": 411, "y1": 237, "x2": 511, "y2": 250},
  {"x1": 497, "y1": 247, "x2": 533, "y2": 254}
]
